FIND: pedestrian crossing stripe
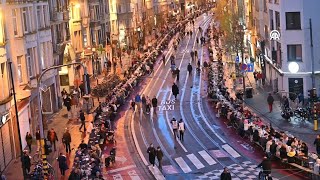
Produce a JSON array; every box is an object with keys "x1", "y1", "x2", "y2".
[
  {"x1": 187, "y1": 153, "x2": 205, "y2": 169},
  {"x1": 198, "y1": 150, "x2": 217, "y2": 165},
  {"x1": 175, "y1": 157, "x2": 192, "y2": 173},
  {"x1": 222, "y1": 144, "x2": 241, "y2": 158}
]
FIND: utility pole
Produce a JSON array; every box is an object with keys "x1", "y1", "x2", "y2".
[
  {"x1": 37, "y1": 62, "x2": 88, "y2": 177},
  {"x1": 8, "y1": 61, "x2": 27, "y2": 179},
  {"x1": 310, "y1": 18, "x2": 315, "y2": 89}
]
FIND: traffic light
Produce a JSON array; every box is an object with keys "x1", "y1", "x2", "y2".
[{"x1": 308, "y1": 88, "x2": 317, "y2": 102}]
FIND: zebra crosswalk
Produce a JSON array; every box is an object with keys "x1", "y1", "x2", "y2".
[{"x1": 162, "y1": 148, "x2": 261, "y2": 179}]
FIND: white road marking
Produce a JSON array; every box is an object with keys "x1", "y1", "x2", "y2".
[
  {"x1": 198, "y1": 150, "x2": 217, "y2": 165},
  {"x1": 130, "y1": 110, "x2": 149, "y2": 166},
  {"x1": 106, "y1": 165, "x2": 137, "y2": 174},
  {"x1": 128, "y1": 170, "x2": 141, "y2": 180},
  {"x1": 175, "y1": 157, "x2": 192, "y2": 173},
  {"x1": 187, "y1": 153, "x2": 205, "y2": 169},
  {"x1": 222, "y1": 144, "x2": 241, "y2": 158},
  {"x1": 113, "y1": 174, "x2": 123, "y2": 180},
  {"x1": 148, "y1": 165, "x2": 165, "y2": 180}
]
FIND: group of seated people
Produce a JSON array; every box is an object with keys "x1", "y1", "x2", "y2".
[{"x1": 69, "y1": 142, "x2": 103, "y2": 179}]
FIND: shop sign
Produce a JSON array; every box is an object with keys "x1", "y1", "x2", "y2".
[
  {"x1": 247, "y1": 63, "x2": 254, "y2": 72},
  {"x1": 270, "y1": 30, "x2": 280, "y2": 41},
  {"x1": 235, "y1": 56, "x2": 239, "y2": 63}
]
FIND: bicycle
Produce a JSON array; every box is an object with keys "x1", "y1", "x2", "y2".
[
  {"x1": 30, "y1": 162, "x2": 55, "y2": 180},
  {"x1": 32, "y1": 150, "x2": 41, "y2": 164},
  {"x1": 258, "y1": 167, "x2": 273, "y2": 180}
]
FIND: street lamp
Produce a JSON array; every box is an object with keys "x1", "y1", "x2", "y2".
[{"x1": 8, "y1": 61, "x2": 27, "y2": 179}]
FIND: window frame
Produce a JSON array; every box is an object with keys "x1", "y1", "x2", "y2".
[
  {"x1": 12, "y1": 9, "x2": 18, "y2": 36},
  {"x1": 287, "y1": 44, "x2": 302, "y2": 62},
  {"x1": 17, "y1": 56, "x2": 24, "y2": 84},
  {"x1": 285, "y1": 12, "x2": 301, "y2": 30}
]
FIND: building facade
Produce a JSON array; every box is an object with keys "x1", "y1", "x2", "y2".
[
  {"x1": 0, "y1": 0, "x2": 57, "y2": 172},
  {"x1": 244, "y1": 0, "x2": 320, "y2": 98}
]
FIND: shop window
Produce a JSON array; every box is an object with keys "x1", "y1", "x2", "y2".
[
  {"x1": 287, "y1": 44, "x2": 302, "y2": 61},
  {"x1": 286, "y1": 12, "x2": 301, "y2": 30}
]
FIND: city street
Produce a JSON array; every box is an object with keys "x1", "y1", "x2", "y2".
[{"x1": 128, "y1": 13, "x2": 310, "y2": 180}]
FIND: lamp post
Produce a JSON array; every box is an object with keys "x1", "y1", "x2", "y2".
[
  {"x1": 37, "y1": 62, "x2": 88, "y2": 177},
  {"x1": 8, "y1": 61, "x2": 27, "y2": 179}
]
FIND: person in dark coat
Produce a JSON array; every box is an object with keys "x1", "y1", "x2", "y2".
[
  {"x1": 57, "y1": 153, "x2": 68, "y2": 176},
  {"x1": 22, "y1": 150, "x2": 31, "y2": 174},
  {"x1": 187, "y1": 63, "x2": 193, "y2": 75},
  {"x1": 220, "y1": 167, "x2": 232, "y2": 180},
  {"x1": 147, "y1": 143, "x2": 156, "y2": 166},
  {"x1": 314, "y1": 135, "x2": 320, "y2": 155},
  {"x1": 62, "y1": 129, "x2": 72, "y2": 153},
  {"x1": 156, "y1": 146, "x2": 163, "y2": 171},
  {"x1": 267, "y1": 93, "x2": 274, "y2": 113},
  {"x1": 176, "y1": 68, "x2": 180, "y2": 81},
  {"x1": 25, "y1": 132, "x2": 33, "y2": 152},
  {"x1": 36, "y1": 129, "x2": 41, "y2": 151},
  {"x1": 152, "y1": 96, "x2": 158, "y2": 113},
  {"x1": 172, "y1": 83, "x2": 179, "y2": 100},
  {"x1": 64, "y1": 96, "x2": 72, "y2": 111},
  {"x1": 47, "y1": 128, "x2": 58, "y2": 151},
  {"x1": 79, "y1": 110, "x2": 86, "y2": 132}
]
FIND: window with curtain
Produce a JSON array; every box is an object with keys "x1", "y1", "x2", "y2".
[
  {"x1": 12, "y1": 9, "x2": 18, "y2": 36},
  {"x1": 287, "y1": 44, "x2": 302, "y2": 61}
]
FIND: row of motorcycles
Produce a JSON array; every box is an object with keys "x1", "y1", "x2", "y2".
[{"x1": 281, "y1": 106, "x2": 311, "y2": 121}]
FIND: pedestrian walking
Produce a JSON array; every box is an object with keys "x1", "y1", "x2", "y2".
[
  {"x1": 25, "y1": 132, "x2": 33, "y2": 152},
  {"x1": 314, "y1": 135, "x2": 320, "y2": 155},
  {"x1": 172, "y1": 83, "x2": 179, "y2": 100},
  {"x1": 146, "y1": 96, "x2": 151, "y2": 114},
  {"x1": 135, "y1": 94, "x2": 142, "y2": 111},
  {"x1": 253, "y1": 71, "x2": 258, "y2": 84},
  {"x1": 194, "y1": 50, "x2": 198, "y2": 58},
  {"x1": 152, "y1": 96, "x2": 158, "y2": 114},
  {"x1": 178, "y1": 119, "x2": 185, "y2": 141},
  {"x1": 267, "y1": 93, "x2": 274, "y2": 113},
  {"x1": 57, "y1": 153, "x2": 68, "y2": 176},
  {"x1": 257, "y1": 71, "x2": 262, "y2": 87},
  {"x1": 62, "y1": 128, "x2": 72, "y2": 153},
  {"x1": 187, "y1": 63, "x2": 193, "y2": 75},
  {"x1": 171, "y1": 118, "x2": 178, "y2": 138},
  {"x1": 79, "y1": 110, "x2": 86, "y2": 132},
  {"x1": 22, "y1": 150, "x2": 31, "y2": 174},
  {"x1": 113, "y1": 61, "x2": 117, "y2": 74},
  {"x1": 156, "y1": 146, "x2": 163, "y2": 171},
  {"x1": 47, "y1": 128, "x2": 58, "y2": 151},
  {"x1": 176, "y1": 68, "x2": 180, "y2": 81},
  {"x1": 131, "y1": 99, "x2": 136, "y2": 111},
  {"x1": 142, "y1": 94, "x2": 147, "y2": 108},
  {"x1": 220, "y1": 167, "x2": 232, "y2": 180},
  {"x1": 147, "y1": 143, "x2": 156, "y2": 166},
  {"x1": 190, "y1": 50, "x2": 194, "y2": 61},
  {"x1": 87, "y1": 121, "x2": 94, "y2": 134},
  {"x1": 36, "y1": 129, "x2": 41, "y2": 151}
]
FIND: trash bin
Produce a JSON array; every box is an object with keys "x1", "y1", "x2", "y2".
[{"x1": 245, "y1": 87, "x2": 253, "y2": 98}]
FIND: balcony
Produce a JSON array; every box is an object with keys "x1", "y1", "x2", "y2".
[
  {"x1": 63, "y1": 11, "x2": 70, "y2": 21},
  {"x1": 52, "y1": 12, "x2": 64, "y2": 22}
]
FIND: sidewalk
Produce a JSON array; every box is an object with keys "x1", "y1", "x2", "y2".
[
  {"x1": 223, "y1": 59, "x2": 317, "y2": 151},
  {"x1": 3, "y1": 100, "x2": 97, "y2": 179}
]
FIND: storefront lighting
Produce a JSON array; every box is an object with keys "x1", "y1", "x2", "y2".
[{"x1": 75, "y1": 3, "x2": 80, "y2": 8}]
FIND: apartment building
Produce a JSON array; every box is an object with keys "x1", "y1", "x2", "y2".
[
  {"x1": 48, "y1": 0, "x2": 71, "y2": 94},
  {"x1": 264, "y1": 0, "x2": 320, "y2": 97},
  {"x1": 0, "y1": 0, "x2": 57, "y2": 172}
]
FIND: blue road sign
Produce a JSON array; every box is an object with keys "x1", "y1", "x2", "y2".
[
  {"x1": 235, "y1": 56, "x2": 239, "y2": 63},
  {"x1": 247, "y1": 63, "x2": 254, "y2": 72}
]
